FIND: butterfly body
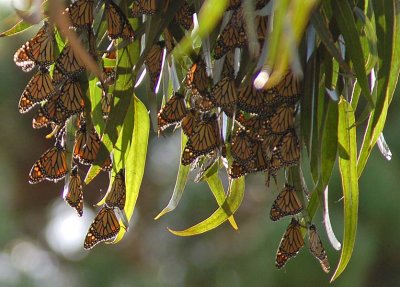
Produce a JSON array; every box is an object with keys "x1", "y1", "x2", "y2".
[{"x1": 64, "y1": 166, "x2": 84, "y2": 216}]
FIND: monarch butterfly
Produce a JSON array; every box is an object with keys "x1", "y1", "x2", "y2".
[
  {"x1": 105, "y1": 169, "x2": 126, "y2": 210},
  {"x1": 226, "y1": 0, "x2": 241, "y2": 10},
  {"x1": 59, "y1": 79, "x2": 85, "y2": 117},
  {"x1": 276, "y1": 71, "x2": 302, "y2": 105},
  {"x1": 220, "y1": 104, "x2": 242, "y2": 120},
  {"x1": 229, "y1": 160, "x2": 249, "y2": 178},
  {"x1": 191, "y1": 92, "x2": 215, "y2": 112},
  {"x1": 221, "y1": 50, "x2": 235, "y2": 78},
  {"x1": 18, "y1": 68, "x2": 55, "y2": 113},
  {"x1": 105, "y1": 0, "x2": 135, "y2": 40},
  {"x1": 64, "y1": 165, "x2": 84, "y2": 216},
  {"x1": 65, "y1": 0, "x2": 94, "y2": 28},
  {"x1": 182, "y1": 114, "x2": 220, "y2": 165},
  {"x1": 32, "y1": 108, "x2": 51, "y2": 129},
  {"x1": 131, "y1": 0, "x2": 157, "y2": 17},
  {"x1": 210, "y1": 77, "x2": 237, "y2": 108},
  {"x1": 102, "y1": 50, "x2": 117, "y2": 86},
  {"x1": 32, "y1": 92, "x2": 69, "y2": 128},
  {"x1": 268, "y1": 104, "x2": 295, "y2": 135},
  {"x1": 214, "y1": 9, "x2": 246, "y2": 60},
  {"x1": 276, "y1": 217, "x2": 305, "y2": 268},
  {"x1": 248, "y1": 139, "x2": 269, "y2": 173},
  {"x1": 29, "y1": 141, "x2": 68, "y2": 183},
  {"x1": 14, "y1": 21, "x2": 56, "y2": 72},
  {"x1": 52, "y1": 44, "x2": 85, "y2": 86},
  {"x1": 256, "y1": 15, "x2": 268, "y2": 40},
  {"x1": 185, "y1": 57, "x2": 210, "y2": 94},
  {"x1": 261, "y1": 133, "x2": 281, "y2": 159},
  {"x1": 163, "y1": 28, "x2": 175, "y2": 54},
  {"x1": 74, "y1": 121, "x2": 113, "y2": 170},
  {"x1": 231, "y1": 128, "x2": 254, "y2": 164},
  {"x1": 181, "y1": 108, "x2": 198, "y2": 137},
  {"x1": 268, "y1": 150, "x2": 284, "y2": 178},
  {"x1": 144, "y1": 41, "x2": 165, "y2": 92},
  {"x1": 84, "y1": 206, "x2": 120, "y2": 249},
  {"x1": 174, "y1": 2, "x2": 194, "y2": 30},
  {"x1": 277, "y1": 128, "x2": 300, "y2": 166},
  {"x1": 308, "y1": 224, "x2": 330, "y2": 273},
  {"x1": 158, "y1": 92, "x2": 187, "y2": 132},
  {"x1": 101, "y1": 91, "x2": 113, "y2": 118},
  {"x1": 237, "y1": 114, "x2": 268, "y2": 141},
  {"x1": 270, "y1": 184, "x2": 303, "y2": 221},
  {"x1": 237, "y1": 81, "x2": 277, "y2": 114}
]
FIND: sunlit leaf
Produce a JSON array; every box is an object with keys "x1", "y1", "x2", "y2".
[
  {"x1": 331, "y1": 97, "x2": 358, "y2": 282},
  {"x1": 357, "y1": 0, "x2": 400, "y2": 177},
  {"x1": 168, "y1": 177, "x2": 245, "y2": 236},
  {"x1": 206, "y1": 171, "x2": 238, "y2": 230},
  {"x1": 85, "y1": 20, "x2": 140, "y2": 184},
  {"x1": 114, "y1": 96, "x2": 150, "y2": 242},
  {"x1": 332, "y1": 1, "x2": 373, "y2": 108}
]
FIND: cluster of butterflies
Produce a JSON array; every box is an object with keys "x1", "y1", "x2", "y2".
[
  {"x1": 14, "y1": 0, "x2": 138, "y2": 249},
  {"x1": 271, "y1": 184, "x2": 330, "y2": 272},
  {"x1": 154, "y1": 0, "x2": 331, "y2": 272},
  {"x1": 13, "y1": 0, "x2": 331, "y2": 268}
]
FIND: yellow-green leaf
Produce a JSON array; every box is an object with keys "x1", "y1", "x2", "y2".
[
  {"x1": 114, "y1": 96, "x2": 150, "y2": 242},
  {"x1": 168, "y1": 177, "x2": 245, "y2": 236},
  {"x1": 331, "y1": 97, "x2": 358, "y2": 282}
]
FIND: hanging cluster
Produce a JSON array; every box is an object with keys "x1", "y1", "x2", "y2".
[
  {"x1": 11, "y1": 0, "x2": 332, "y2": 270},
  {"x1": 13, "y1": 0, "x2": 135, "y2": 249}
]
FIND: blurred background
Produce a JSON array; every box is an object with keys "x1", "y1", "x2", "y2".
[{"x1": 1, "y1": 4, "x2": 400, "y2": 287}]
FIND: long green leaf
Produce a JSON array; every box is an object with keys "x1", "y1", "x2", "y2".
[
  {"x1": 332, "y1": 1, "x2": 373, "y2": 107},
  {"x1": 357, "y1": 0, "x2": 400, "y2": 177},
  {"x1": 85, "y1": 22, "x2": 140, "y2": 184},
  {"x1": 0, "y1": 20, "x2": 33, "y2": 37},
  {"x1": 307, "y1": 98, "x2": 338, "y2": 214},
  {"x1": 310, "y1": 10, "x2": 351, "y2": 75},
  {"x1": 206, "y1": 172, "x2": 238, "y2": 230},
  {"x1": 88, "y1": 77, "x2": 106, "y2": 135},
  {"x1": 331, "y1": 98, "x2": 358, "y2": 282},
  {"x1": 168, "y1": 177, "x2": 245, "y2": 236},
  {"x1": 113, "y1": 96, "x2": 149, "y2": 242},
  {"x1": 154, "y1": 132, "x2": 190, "y2": 219}
]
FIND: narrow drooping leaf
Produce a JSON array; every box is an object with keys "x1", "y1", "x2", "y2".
[
  {"x1": 206, "y1": 171, "x2": 238, "y2": 230},
  {"x1": 154, "y1": 132, "x2": 190, "y2": 219},
  {"x1": 88, "y1": 77, "x2": 106, "y2": 135},
  {"x1": 331, "y1": 98, "x2": 358, "y2": 282},
  {"x1": 310, "y1": 10, "x2": 351, "y2": 74},
  {"x1": 357, "y1": 0, "x2": 400, "y2": 177},
  {"x1": 264, "y1": 0, "x2": 318, "y2": 86},
  {"x1": 85, "y1": 24, "x2": 140, "y2": 184},
  {"x1": 168, "y1": 177, "x2": 245, "y2": 236},
  {"x1": 332, "y1": 1, "x2": 374, "y2": 107},
  {"x1": 114, "y1": 96, "x2": 150, "y2": 242},
  {"x1": 354, "y1": 7, "x2": 378, "y2": 74},
  {"x1": 307, "y1": 99, "x2": 339, "y2": 250}
]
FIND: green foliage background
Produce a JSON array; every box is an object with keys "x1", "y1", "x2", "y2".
[{"x1": 0, "y1": 1, "x2": 400, "y2": 286}]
